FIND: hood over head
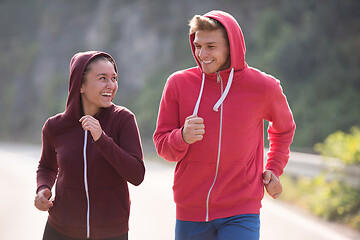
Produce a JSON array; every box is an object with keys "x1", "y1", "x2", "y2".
[
  {"x1": 190, "y1": 10, "x2": 246, "y2": 72},
  {"x1": 64, "y1": 51, "x2": 117, "y2": 120},
  {"x1": 189, "y1": 10, "x2": 247, "y2": 113}
]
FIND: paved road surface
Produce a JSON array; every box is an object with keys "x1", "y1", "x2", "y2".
[{"x1": 0, "y1": 143, "x2": 359, "y2": 239}]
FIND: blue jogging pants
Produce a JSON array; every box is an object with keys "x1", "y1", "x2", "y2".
[{"x1": 175, "y1": 214, "x2": 260, "y2": 240}]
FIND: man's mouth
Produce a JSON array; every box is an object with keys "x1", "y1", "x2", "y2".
[{"x1": 202, "y1": 60, "x2": 214, "y2": 64}]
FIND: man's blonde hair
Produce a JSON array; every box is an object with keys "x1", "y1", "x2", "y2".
[{"x1": 189, "y1": 15, "x2": 228, "y2": 43}]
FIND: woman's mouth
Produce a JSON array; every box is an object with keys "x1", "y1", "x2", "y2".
[{"x1": 101, "y1": 92, "x2": 112, "y2": 98}]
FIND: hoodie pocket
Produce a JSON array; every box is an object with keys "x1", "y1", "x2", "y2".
[
  {"x1": 49, "y1": 189, "x2": 87, "y2": 228},
  {"x1": 211, "y1": 162, "x2": 263, "y2": 207},
  {"x1": 173, "y1": 161, "x2": 215, "y2": 208},
  {"x1": 90, "y1": 188, "x2": 128, "y2": 227}
]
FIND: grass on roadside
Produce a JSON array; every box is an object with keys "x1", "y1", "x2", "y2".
[{"x1": 279, "y1": 174, "x2": 360, "y2": 231}]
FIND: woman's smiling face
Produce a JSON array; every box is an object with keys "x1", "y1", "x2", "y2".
[{"x1": 80, "y1": 59, "x2": 118, "y2": 116}]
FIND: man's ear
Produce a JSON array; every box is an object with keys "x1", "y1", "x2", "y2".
[{"x1": 80, "y1": 85, "x2": 84, "y2": 93}]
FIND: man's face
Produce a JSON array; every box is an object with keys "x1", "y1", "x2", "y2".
[{"x1": 193, "y1": 29, "x2": 231, "y2": 74}]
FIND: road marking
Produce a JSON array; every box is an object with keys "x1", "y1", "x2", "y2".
[{"x1": 262, "y1": 198, "x2": 352, "y2": 240}]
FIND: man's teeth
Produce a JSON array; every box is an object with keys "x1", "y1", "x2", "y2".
[{"x1": 203, "y1": 60, "x2": 213, "y2": 64}]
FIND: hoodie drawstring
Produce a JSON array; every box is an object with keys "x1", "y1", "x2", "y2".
[
  {"x1": 193, "y1": 73, "x2": 205, "y2": 115},
  {"x1": 213, "y1": 68, "x2": 234, "y2": 111},
  {"x1": 83, "y1": 130, "x2": 90, "y2": 239},
  {"x1": 193, "y1": 68, "x2": 235, "y2": 115}
]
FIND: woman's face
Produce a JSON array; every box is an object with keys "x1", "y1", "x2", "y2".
[{"x1": 80, "y1": 59, "x2": 118, "y2": 116}]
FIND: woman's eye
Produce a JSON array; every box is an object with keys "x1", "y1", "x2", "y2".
[{"x1": 112, "y1": 77, "x2": 118, "y2": 82}]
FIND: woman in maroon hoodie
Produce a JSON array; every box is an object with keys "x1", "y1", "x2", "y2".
[{"x1": 34, "y1": 51, "x2": 145, "y2": 240}]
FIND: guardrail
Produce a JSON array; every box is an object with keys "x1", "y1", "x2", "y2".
[{"x1": 279, "y1": 151, "x2": 360, "y2": 188}]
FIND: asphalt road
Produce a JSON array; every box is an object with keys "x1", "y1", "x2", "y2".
[{"x1": 0, "y1": 143, "x2": 359, "y2": 240}]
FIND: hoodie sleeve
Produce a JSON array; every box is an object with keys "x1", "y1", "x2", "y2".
[
  {"x1": 36, "y1": 120, "x2": 58, "y2": 193},
  {"x1": 153, "y1": 75, "x2": 190, "y2": 162},
  {"x1": 264, "y1": 80, "x2": 296, "y2": 177},
  {"x1": 94, "y1": 111, "x2": 145, "y2": 186}
]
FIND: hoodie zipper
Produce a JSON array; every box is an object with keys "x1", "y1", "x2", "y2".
[
  {"x1": 205, "y1": 72, "x2": 224, "y2": 221},
  {"x1": 83, "y1": 130, "x2": 90, "y2": 239}
]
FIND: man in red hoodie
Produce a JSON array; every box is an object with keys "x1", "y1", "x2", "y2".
[{"x1": 153, "y1": 10, "x2": 295, "y2": 240}]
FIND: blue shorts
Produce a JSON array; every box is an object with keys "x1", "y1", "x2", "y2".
[{"x1": 175, "y1": 214, "x2": 260, "y2": 240}]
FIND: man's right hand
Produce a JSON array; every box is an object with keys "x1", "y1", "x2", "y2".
[
  {"x1": 34, "y1": 188, "x2": 53, "y2": 211},
  {"x1": 182, "y1": 115, "x2": 205, "y2": 144}
]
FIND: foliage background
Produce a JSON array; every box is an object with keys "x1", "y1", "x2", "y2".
[
  {"x1": 281, "y1": 127, "x2": 360, "y2": 229},
  {"x1": 0, "y1": 0, "x2": 359, "y2": 150}
]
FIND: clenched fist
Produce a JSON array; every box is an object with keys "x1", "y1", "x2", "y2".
[
  {"x1": 34, "y1": 188, "x2": 53, "y2": 211},
  {"x1": 182, "y1": 115, "x2": 205, "y2": 144}
]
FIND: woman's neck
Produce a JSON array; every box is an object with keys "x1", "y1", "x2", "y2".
[{"x1": 82, "y1": 104, "x2": 99, "y2": 116}]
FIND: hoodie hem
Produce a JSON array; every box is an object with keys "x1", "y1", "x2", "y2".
[
  {"x1": 175, "y1": 200, "x2": 262, "y2": 222},
  {"x1": 48, "y1": 217, "x2": 129, "y2": 239}
]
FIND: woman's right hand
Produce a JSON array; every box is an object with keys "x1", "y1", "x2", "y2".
[{"x1": 34, "y1": 188, "x2": 53, "y2": 211}]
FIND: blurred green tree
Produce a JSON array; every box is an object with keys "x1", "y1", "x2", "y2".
[{"x1": 246, "y1": 0, "x2": 360, "y2": 148}]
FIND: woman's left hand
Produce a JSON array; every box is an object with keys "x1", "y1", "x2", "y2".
[{"x1": 80, "y1": 115, "x2": 103, "y2": 141}]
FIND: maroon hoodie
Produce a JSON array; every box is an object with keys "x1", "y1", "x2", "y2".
[{"x1": 36, "y1": 51, "x2": 145, "y2": 239}]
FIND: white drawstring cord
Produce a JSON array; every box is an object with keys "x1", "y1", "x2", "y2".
[
  {"x1": 193, "y1": 73, "x2": 205, "y2": 115},
  {"x1": 83, "y1": 130, "x2": 90, "y2": 239},
  {"x1": 213, "y1": 68, "x2": 234, "y2": 111}
]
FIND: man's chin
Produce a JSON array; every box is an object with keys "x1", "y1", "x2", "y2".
[{"x1": 202, "y1": 67, "x2": 217, "y2": 74}]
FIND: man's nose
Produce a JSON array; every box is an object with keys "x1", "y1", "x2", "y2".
[{"x1": 198, "y1": 48, "x2": 208, "y2": 59}]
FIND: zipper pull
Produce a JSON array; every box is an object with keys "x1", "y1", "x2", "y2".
[{"x1": 216, "y1": 72, "x2": 221, "y2": 83}]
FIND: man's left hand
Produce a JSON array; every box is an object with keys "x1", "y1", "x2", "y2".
[{"x1": 263, "y1": 170, "x2": 282, "y2": 199}]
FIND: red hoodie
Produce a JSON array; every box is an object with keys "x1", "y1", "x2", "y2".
[
  {"x1": 36, "y1": 51, "x2": 145, "y2": 239},
  {"x1": 153, "y1": 11, "x2": 295, "y2": 222}
]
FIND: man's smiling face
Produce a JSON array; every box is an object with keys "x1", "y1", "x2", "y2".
[{"x1": 193, "y1": 29, "x2": 231, "y2": 74}]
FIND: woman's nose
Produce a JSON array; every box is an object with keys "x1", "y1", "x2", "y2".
[{"x1": 106, "y1": 79, "x2": 117, "y2": 89}]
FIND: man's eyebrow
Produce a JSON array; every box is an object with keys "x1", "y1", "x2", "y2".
[{"x1": 193, "y1": 41, "x2": 217, "y2": 45}]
